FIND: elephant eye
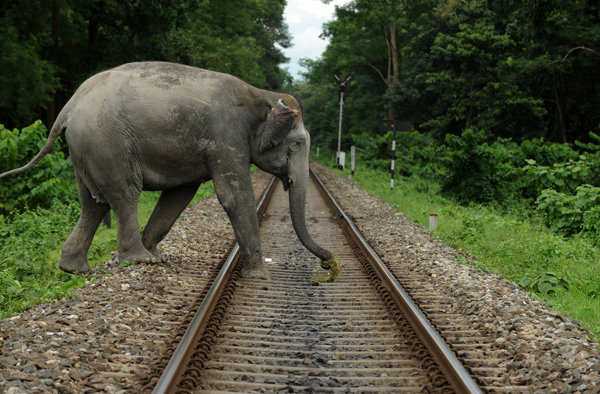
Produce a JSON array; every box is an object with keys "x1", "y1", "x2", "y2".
[{"x1": 288, "y1": 141, "x2": 301, "y2": 153}]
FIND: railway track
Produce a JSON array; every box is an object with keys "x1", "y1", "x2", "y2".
[{"x1": 150, "y1": 170, "x2": 482, "y2": 393}]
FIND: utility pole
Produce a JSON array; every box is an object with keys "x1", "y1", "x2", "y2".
[{"x1": 335, "y1": 74, "x2": 351, "y2": 169}]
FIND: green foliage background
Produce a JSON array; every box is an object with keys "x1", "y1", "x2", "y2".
[
  {"x1": 0, "y1": 0, "x2": 292, "y2": 129},
  {"x1": 0, "y1": 122, "x2": 75, "y2": 214},
  {"x1": 298, "y1": 0, "x2": 600, "y2": 144}
]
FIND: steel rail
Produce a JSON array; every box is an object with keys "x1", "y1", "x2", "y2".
[
  {"x1": 310, "y1": 168, "x2": 483, "y2": 394},
  {"x1": 152, "y1": 176, "x2": 278, "y2": 394}
]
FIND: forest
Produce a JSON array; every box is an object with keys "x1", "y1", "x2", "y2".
[
  {"x1": 1, "y1": 1, "x2": 600, "y2": 336},
  {"x1": 0, "y1": 0, "x2": 291, "y2": 129},
  {"x1": 297, "y1": 0, "x2": 600, "y2": 239}
]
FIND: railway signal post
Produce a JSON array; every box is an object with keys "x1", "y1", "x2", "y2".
[{"x1": 335, "y1": 74, "x2": 351, "y2": 169}]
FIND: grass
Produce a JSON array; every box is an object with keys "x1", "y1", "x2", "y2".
[
  {"x1": 0, "y1": 182, "x2": 214, "y2": 319},
  {"x1": 317, "y1": 157, "x2": 600, "y2": 340}
]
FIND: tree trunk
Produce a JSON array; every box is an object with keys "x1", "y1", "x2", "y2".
[
  {"x1": 385, "y1": 23, "x2": 399, "y2": 130},
  {"x1": 389, "y1": 23, "x2": 399, "y2": 86},
  {"x1": 553, "y1": 75, "x2": 567, "y2": 143},
  {"x1": 48, "y1": 0, "x2": 61, "y2": 126}
]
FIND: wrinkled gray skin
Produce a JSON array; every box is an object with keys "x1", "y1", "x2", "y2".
[{"x1": 0, "y1": 62, "x2": 333, "y2": 279}]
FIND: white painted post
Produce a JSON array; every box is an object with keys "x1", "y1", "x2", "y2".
[
  {"x1": 390, "y1": 123, "x2": 397, "y2": 189},
  {"x1": 428, "y1": 213, "x2": 438, "y2": 231},
  {"x1": 350, "y1": 145, "x2": 356, "y2": 178},
  {"x1": 336, "y1": 91, "x2": 344, "y2": 168},
  {"x1": 335, "y1": 75, "x2": 351, "y2": 169},
  {"x1": 339, "y1": 151, "x2": 346, "y2": 170}
]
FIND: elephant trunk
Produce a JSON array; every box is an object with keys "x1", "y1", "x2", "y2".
[{"x1": 287, "y1": 142, "x2": 333, "y2": 262}]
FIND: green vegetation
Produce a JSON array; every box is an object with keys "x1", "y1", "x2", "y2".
[
  {"x1": 0, "y1": 0, "x2": 291, "y2": 129},
  {"x1": 318, "y1": 157, "x2": 600, "y2": 340},
  {"x1": 0, "y1": 121, "x2": 75, "y2": 214},
  {"x1": 297, "y1": 0, "x2": 600, "y2": 144}
]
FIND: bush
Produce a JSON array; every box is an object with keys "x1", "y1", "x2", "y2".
[
  {"x1": 524, "y1": 155, "x2": 596, "y2": 196},
  {"x1": 436, "y1": 129, "x2": 600, "y2": 207},
  {"x1": 0, "y1": 121, "x2": 75, "y2": 214},
  {"x1": 536, "y1": 185, "x2": 600, "y2": 242},
  {"x1": 396, "y1": 131, "x2": 441, "y2": 179},
  {"x1": 349, "y1": 130, "x2": 442, "y2": 178},
  {"x1": 439, "y1": 129, "x2": 525, "y2": 204},
  {"x1": 0, "y1": 202, "x2": 82, "y2": 315},
  {"x1": 349, "y1": 131, "x2": 390, "y2": 171},
  {"x1": 520, "y1": 138, "x2": 580, "y2": 166}
]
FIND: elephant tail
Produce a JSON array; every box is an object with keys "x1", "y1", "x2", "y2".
[{"x1": 0, "y1": 113, "x2": 68, "y2": 179}]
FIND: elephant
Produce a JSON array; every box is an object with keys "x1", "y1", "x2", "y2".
[{"x1": 0, "y1": 61, "x2": 335, "y2": 280}]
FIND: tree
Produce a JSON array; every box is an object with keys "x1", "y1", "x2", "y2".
[
  {"x1": 0, "y1": 0, "x2": 292, "y2": 128},
  {"x1": 298, "y1": 0, "x2": 600, "y2": 143}
]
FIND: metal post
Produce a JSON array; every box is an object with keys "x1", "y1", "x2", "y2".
[
  {"x1": 390, "y1": 121, "x2": 397, "y2": 189},
  {"x1": 335, "y1": 74, "x2": 351, "y2": 169},
  {"x1": 337, "y1": 90, "x2": 344, "y2": 167},
  {"x1": 350, "y1": 145, "x2": 356, "y2": 178}
]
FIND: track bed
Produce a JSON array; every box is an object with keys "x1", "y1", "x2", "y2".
[{"x1": 158, "y1": 174, "x2": 480, "y2": 393}]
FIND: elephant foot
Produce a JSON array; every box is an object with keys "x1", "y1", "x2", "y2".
[
  {"x1": 119, "y1": 247, "x2": 161, "y2": 265},
  {"x1": 147, "y1": 245, "x2": 164, "y2": 261},
  {"x1": 240, "y1": 261, "x2": 271, "y2": 281},
  {"x1": 59, "y1": 255, "x2": 90, "y2": 274}
]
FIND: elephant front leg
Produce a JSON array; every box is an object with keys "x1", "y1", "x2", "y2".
[{"x1": 212, "y1": 170, "x2": 270, "y2": 281}]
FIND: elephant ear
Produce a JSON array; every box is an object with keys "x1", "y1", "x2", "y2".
[{"x1": 258, "y1": 99, "x2": 298, "y2": 153}]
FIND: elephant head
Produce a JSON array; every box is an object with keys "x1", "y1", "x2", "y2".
[{"x1": 251, "y1": 96, "x2": 333, "y2": 263}]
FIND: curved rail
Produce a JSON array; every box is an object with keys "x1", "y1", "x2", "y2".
[
  {"x1": 310, "y1": 168, "x2": 482, "y2": 394},
  {"x1": 152, "y1": 176, "x2": 278, "y2": 394}
]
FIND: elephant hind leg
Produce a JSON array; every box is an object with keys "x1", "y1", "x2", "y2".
[
  {"x1": 108, "y1": 191, "x2": 160, "y2": 265},
  {"x1": 59, "y1": 176, "x2": 110, "y2": 274},
  {"x1": 142, "y1": 183, "x2": 200, "y2": 258}
]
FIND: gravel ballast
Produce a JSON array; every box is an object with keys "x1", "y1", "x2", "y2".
[
  {"x1": 313, "y1": 162, "x2": 600, "y2": 392},
  {"x1": 0, "y1": 173, "x2": 270, "y2": 393},
  {"x1": 2, "y1": 165, "x2": 599, "y2": 393}
]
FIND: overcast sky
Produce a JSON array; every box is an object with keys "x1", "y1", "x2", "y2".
[{"x1": 282, "y1": 0, "x2": 351, "y2": 79}]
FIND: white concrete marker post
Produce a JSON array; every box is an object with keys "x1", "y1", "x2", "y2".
[{"x1": 429, "y1": 213, "x2": 438, "y2": 231}]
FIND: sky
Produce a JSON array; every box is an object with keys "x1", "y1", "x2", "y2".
[{"x1": 282, "y1": 0, "x2": 351, "y2": 79}]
